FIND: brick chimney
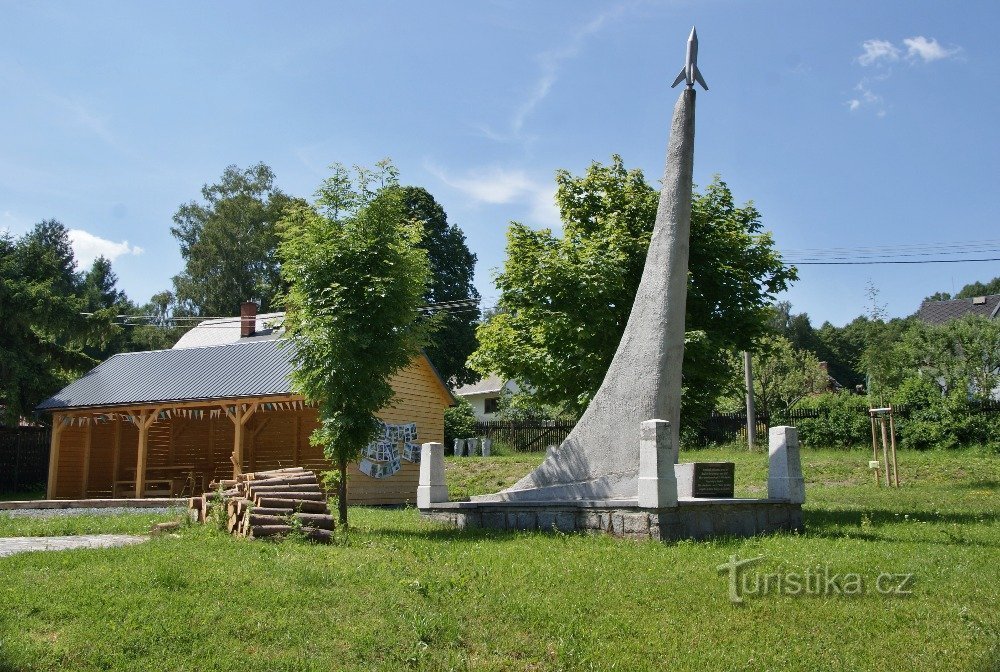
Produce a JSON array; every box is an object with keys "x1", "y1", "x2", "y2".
[{"x1": 240, "y1": 302, "x2": 258, "y2": 338}]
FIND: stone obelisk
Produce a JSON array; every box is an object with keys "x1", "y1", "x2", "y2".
[{"x1": 474, "y1": 32, "x2": 702, "y2": 503}]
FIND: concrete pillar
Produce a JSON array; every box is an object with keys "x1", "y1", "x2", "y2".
[
  {"x1": 638, "y1": 419, "x2": 678, "y2": 508},
  {"x1": 466, "y1": 438, "x2": 479, "y2": 457},
  {"x1": 482, "y1": 438, "x2": 492, "y2": 457},
  {"x1": 417, "y1": 442, "x2": 448, "y2": 508},
  {"x1": 453, "y1": 438, "x2": 465, "y2": 457},
  {"x1": 768, "y1": 426, "x2": 805, "y2": 503}
]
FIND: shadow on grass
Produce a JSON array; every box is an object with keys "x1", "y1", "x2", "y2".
[{"x1": 804, "y1": 507, "x2": 1000, "y2": 547}]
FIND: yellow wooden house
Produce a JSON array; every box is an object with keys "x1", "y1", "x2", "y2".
[{"x1": 37, "y1": 308, "x2": 453, "y2": 505}]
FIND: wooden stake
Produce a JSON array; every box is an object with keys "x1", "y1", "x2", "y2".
[
  {"x1": 878, "y1": 415, "x2": 891, "y2": 488},
  {"x1": 888, "y1": 405, "x2": 900, "y2": 487}
]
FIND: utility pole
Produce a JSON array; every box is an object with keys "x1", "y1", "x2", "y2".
[{"x1": 744, "y1": 351, "x2": 756, "y2": 451}]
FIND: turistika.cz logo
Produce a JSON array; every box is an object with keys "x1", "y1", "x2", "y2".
[{"x1": 717, "y1": 555, "x2": 915, "y2": 604}]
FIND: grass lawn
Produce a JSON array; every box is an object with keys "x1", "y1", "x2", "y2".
[{"x1": 0, "y1": 448, "x2": 996, "y2": 671}]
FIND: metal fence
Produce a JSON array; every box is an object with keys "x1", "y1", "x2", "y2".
[
  {"x1": 0, "y1": 426, "x2": 50, "y2": 495},
  {"x1": 474, "y1": 419, "x2": 576, "y2": 453}
]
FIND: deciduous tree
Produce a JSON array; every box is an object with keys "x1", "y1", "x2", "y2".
[
  {"x1": 278, "y1": 161, "x2": 432, "y2": 526},
  {"x1": 470, "y1": 156, "x2": 796, "y2": 423}
]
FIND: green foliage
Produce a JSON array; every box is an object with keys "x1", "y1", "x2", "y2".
[
  {"x1": 794, "y1": 392, "x2": 871, "y2": 448},
  {"x1": 171, "y1": 163, "x2": 302, "y2": 316},
  {"x1": 443, "y1": 397, "x2": 478, "y2": 448},
  {"x1": 400, "y1": 186, "x2": 481, "y2": 385},
  {"x1": 278, "y1": 160, "x2": 433, "y2": 524},
  {"x1": 470, "y1": 156, "x2": 796, "y2": 422},
  {"x1": 737, "y1": 334, "x2": 829, "y2": 419},
  {"x1": 925, "y1": 275, "x2": 1000, "y2": 302},
  {"x1": 0, "y1": 221, "x2": 108, "y2": 423}
]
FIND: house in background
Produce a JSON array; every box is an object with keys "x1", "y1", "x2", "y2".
[
  {"x1": 452, "y1": 374, "x2": 520, "y2": 420},
  {"x1": 916, "y1": 294, "x2": 1000, "y2": 325},
  {"x1": 37, "y1": 303, "x2": 453, "y2": 504}
]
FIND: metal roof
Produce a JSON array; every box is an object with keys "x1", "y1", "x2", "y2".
[
  {"x1": 453, "y1": 374, "x2": 507, "y2": 397},
  {"x1": 916, "y1": 294, "x2": 1000, "y2": 325},
  {"x1": 37, "y1": 339, "x2": 297, "y2": 411},
  {"x1": 172, "y1": 312, "x2": 285, "y2": 349}
]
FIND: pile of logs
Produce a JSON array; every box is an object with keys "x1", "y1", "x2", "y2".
[{"x1": 188, "y1": 467, "x2": 334, "y2": 543}]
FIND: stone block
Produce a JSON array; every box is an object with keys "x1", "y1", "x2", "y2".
[
  {"x1": 516, "y1": 511, "x2": 536, "y2": 530},
  {"x1": 482, "y1": 511, "x2": 505, "y2": 530},
  {"x1": 417, "y1": 443, "x2": 448, "y2": 509},
  {"x1": 555, "y1": 512, "x2": 576, "y2": 533},
  {"x1": 768, "y1": 426, "x2": 805, "y2": 504},
  {"x1": 578, "y1": 511, "x2": 602, "y2": 531},
  {"x1": 537, "y1": 511, "x2": 556, "y2": 531},
  {"x1": 638, "y1": 420, "x2": 679, "y2": 508}
]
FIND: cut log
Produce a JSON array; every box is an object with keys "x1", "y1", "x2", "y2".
[
  {"x1": 252, "y1": 491, "x2": 325, "y2": 502},
  {"x1": 247, "y1": 524, "x2": 332, "y2": 543},
  {"x1": 241, "y1": 475, "x2": 318, "y2": 489},
  {"x1": 245, "y1": 513, "x2": 335, "y2": 530},
  {"x1": 253, "y1": 497, "x2": 329, "y2": 513},
  {"x1": 242, "y1": 467, "x2": 308, "y2": 481},
  {"x1": 247, "y1": 484, "x2": 322, "y2": 496}
]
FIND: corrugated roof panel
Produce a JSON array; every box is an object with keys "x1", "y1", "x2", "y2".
[{"x1": 37, "y1": 339, "x2": 298, "y2": 411}]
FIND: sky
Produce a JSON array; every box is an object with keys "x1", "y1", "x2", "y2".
[{"x1": 1, "y1": 1, "x2": 998, "y2": 327}]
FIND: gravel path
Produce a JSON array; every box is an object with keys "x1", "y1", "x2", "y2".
[
  {"x1": 0, "y1": 534, "x2": 148, "y2": 558},
  {"x1": 0, "y1": 506, "x2": 182, "y2": 518}
]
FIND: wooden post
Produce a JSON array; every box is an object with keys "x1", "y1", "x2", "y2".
[
  {"x1": 111, "y1": 418, "x2": 123, "y2": 497},
  {"x1": 878, "y1": 415, "x2": 891, "y2": 488},
  {"x1": 225, "y1": 402, "x2": 258, "y2": 478},
  {"x1": 46, "y1": 414, "x2": 66, "y2": 499},
  {"x1": 81, "y1": 419, "x2": 93, "y2": 498},
  {"x1": 134, "y1": 410, "x2": 160, "y2": 499},
  {"x1": 743, "y1": 351, "x2": 756, "y2": 451},
  {"x1": 888, "y1": 406, "x2": 900, "y2": 487},
  {"x1": 869, "y1": 412, "x2": 880, "y2": 486},
  {"x1": 293, "y1": 413, "x2": 300, "y2": 466}
]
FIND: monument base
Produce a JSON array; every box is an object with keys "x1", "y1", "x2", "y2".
[{"x1": 419, "y1": 498, "x2": 802, "y2": 541}]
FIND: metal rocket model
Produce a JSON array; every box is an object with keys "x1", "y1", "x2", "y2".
[{"x1": 671, "y1": 26, "x2": 708, "y2": 91}]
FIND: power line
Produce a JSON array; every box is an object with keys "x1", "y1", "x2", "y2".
[{"x1": 787, "y1": 257, "x2": 1000, "y2": 266}]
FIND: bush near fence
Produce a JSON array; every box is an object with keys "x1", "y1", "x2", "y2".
[
  {"x1": 0, "y1": 426, "x2": 50, "y2": 495},
  {"x1": 696, "y1": 391, "x2": 1000, "y2": 450}
]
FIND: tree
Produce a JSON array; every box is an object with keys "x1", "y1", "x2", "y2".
[
  {"x1": 924, "y1": 276, "x2": 1000, "y2": 302},
  {"x1": 739, "y1": 335, "x2": 829, "y2": 419},
  {"x1": 0, "y1": 221, "x2": 98, "y2": 423},
  {"x1": 469, "y1": 156, "x2": 796, "y2": 423},
  {"x1": 278, "y1": 161, "x2": 432, "y2": 526},
  {"x1": 400, "y1": 186, "x2": 480, "y2": 385},
  {"x1": 171, "y1": 163, "x2": 302, "y2": 316}
]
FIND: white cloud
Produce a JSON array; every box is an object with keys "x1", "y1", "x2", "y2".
[
  {"x1": 480, "y1": 1, "x2": 635, "y2": 142},
  {"x1": 857, "y1": 39, "x2": 900, "y2": 66},
  {"x1": 68, "y1": 228, "x2": 143, "y2": 268},
  {"x1": 427, "y1": 164, "x2": 561, "y2": 228},
  {"x1": 903, "y1": 36, "x2": 960, "y2": 63}
]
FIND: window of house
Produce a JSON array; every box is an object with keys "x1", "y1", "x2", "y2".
[{"x1": 484, "y1": 396, "x2": 500, "y2": 414}]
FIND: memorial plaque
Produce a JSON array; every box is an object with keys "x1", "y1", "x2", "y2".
[{"x1": 692, "y1": 462, "x2": 735, "y2": 498}]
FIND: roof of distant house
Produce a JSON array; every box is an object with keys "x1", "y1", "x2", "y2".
[
  {"x1": 453, "y1": 374, "x2": 507, "y2": 397},
  {"x1": 172, "y1": 312, "x2": 285, "y2": 349},
  {"x1": 916, "y1": 294, "x2": 1000, "y2": 325}
]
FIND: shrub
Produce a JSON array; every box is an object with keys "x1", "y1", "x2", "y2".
[
  {"x1": 444, "y1": 398, "x2": 478, "y2": 448},
  {"x1": 794, "y1": 392, "x2": 870, "y2": 449}
]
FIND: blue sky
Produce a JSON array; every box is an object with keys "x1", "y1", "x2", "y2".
[{"x1": 1, "y1": 1, "x2": 997, "y2": 326}]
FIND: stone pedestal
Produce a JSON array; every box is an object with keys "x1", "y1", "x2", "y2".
[
  {"x1": 482, "y1": 439, "x2": 492, "y2": 457},
  {"x1": 466, "y1": 438, "x2": 479, "y2": 457},
  {"x1": 637, "y1": 420, "x2": 678, "y2": 508},
  {"x1": 453, "y1": 439, "x2": 465, "y2": 456},
  {"x1": 417, "y1": 442, "x2": 448, "y2": 509},
  {"x1": 768, "y1": 426, "x2": 805, "y2": 504}
]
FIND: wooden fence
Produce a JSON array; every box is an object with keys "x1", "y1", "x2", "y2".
[
  {"x1": 474, "y1": 419, "x2": 575, "y2": 453},
  {"x1": 0, "y1": 426, "x2": 50, "y2": 495}
]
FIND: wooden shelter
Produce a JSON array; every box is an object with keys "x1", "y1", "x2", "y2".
[{"x1": 38, "y1": 309, "x2": 453, "y2": 505}]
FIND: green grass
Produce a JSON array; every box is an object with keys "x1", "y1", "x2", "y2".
[
  {"x1": 0, "y1": 510, "x2": 185, "y2": 538},
  {"x1": 0, "y1": 448, "x2": 996, "y2": 671}
]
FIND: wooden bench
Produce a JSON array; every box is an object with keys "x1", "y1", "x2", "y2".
[{"x1": 113, "y1": 480, "x2": 174, "y2": 498}]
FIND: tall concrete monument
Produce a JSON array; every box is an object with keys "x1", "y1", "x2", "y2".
[
  {"x1": 473, "y1": 27, "x2": 707, "y2": 503},
  {"x1": 419, "y1": 28, "x2": 804, "y2": 540}
]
